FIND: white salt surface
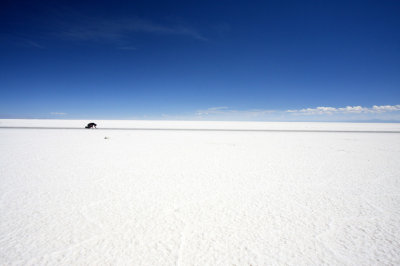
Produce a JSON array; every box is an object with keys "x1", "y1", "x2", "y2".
[
  {"x1": 1, "y1": 120, "x2": 400, "y2": 265},
  {"x1": 1, "y1": 119, "x2": 400, "y2": 131}
]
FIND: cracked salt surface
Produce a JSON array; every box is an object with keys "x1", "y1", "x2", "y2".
[{"x1": 0, "y1": 121, "x2": 400, "y2": 265}]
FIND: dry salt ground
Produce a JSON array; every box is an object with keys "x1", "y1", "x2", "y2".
[{"x1": 1, "y1": 120, "x2": 400, "y2": 265}]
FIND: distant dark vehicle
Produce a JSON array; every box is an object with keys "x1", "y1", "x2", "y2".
[{"x1": 85, "y1": 123, "x2": 97, "y2": 129}]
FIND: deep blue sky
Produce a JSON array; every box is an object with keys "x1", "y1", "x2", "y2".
[{"x1": 1, "y1": 0, "x2": 399, "y2": 121}]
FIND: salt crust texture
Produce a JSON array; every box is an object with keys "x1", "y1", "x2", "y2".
[{"x1": 1, "y1": 120, "x2": 400, "y2": 265}]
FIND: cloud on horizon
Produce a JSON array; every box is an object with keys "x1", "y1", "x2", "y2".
[
  {"x1": 195, "y1": 105, "x2": 400, "y2": 122},
  {"x1": 50, "y1": 112, "x2": 67, "y2": 116},
  {"x1": 196, "y1": 107, "x2": 276, "y2": 120},
  {"x1": 287, "y1": 105, "x2": 400, "y2": 115}
]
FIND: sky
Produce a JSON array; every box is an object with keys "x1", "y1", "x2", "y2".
[{"x1": 1, "y1": 0, "x2": 399, "y2": 121}]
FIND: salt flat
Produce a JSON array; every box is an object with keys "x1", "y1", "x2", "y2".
[{"x1": 1, "y1": 120, "x2": 400, "y2": 265}]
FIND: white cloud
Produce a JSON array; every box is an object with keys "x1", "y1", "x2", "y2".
[
  {"x1": 21, "y1": 39, "x2": 45, "y2": 49},
  {"x1": 372, "y1": 105, "x2": 400, "y2": 112},
  {"x1": 60, "y1": 17, "x2": 206, "y2": 44},
  {"x1": 196, "y1": 106, "x2": 229, "y2": 115},
  {"x1": 196, "y1": 107, "x2": 276, "y2": 120},
  {"x1": 193, "y1": 105, "x2": 400, "y2": 121},
  {"x1": 286, "y1": 105, "x2": 400, "y2": 115},
  {"x1": 50, "y1": 112, "x2": 67, "y2": 116}
]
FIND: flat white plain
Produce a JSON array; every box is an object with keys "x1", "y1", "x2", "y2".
[{"x1": 0, "y1": 120, "x2": 399, "y2": 265}]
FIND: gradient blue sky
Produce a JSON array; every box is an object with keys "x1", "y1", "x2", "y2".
[{"x1": 1, "y1": 0, "x2": 399, "y2": 121}]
